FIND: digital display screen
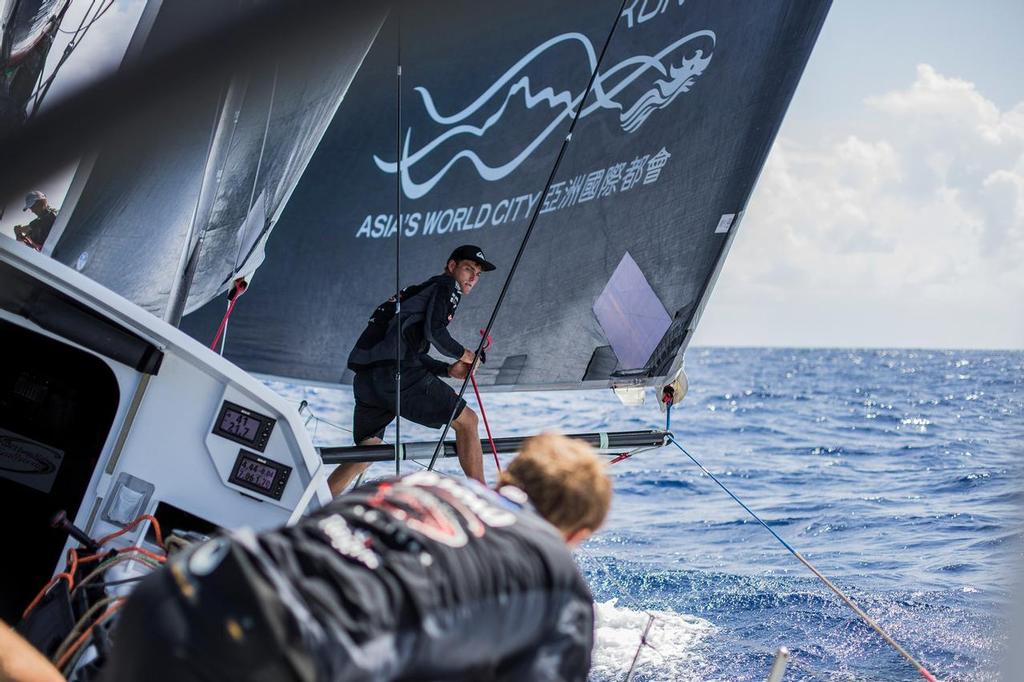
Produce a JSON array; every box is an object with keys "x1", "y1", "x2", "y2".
[
  {"x1": 219, "y1": 408, "x2": 261, "y2": 444},
  {"x1": 213, "y1": 402, "x2": 276, "y2": 453},
  {"x1": 228, "y1": 450, "x2": 290, "y2": 500},
  {"x1": 234, "y1": 456, "x2": 277, "y2": 492}
]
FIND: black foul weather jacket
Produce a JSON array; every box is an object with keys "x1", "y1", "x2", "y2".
[
  {"x1": 101, "y1": 473, "x2": 595, "y2": 682},
  {"x1": 347, "y1": 274, "x2": 466, "y2": 376}
]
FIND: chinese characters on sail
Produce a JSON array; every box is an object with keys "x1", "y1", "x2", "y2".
[{"x1": 355, "y1": 147, "x2": 673, "y2": 240}]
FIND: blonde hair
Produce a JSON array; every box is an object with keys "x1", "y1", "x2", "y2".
[{"x1": 498, "y1": 433, "x2": 612, "y2": 535}]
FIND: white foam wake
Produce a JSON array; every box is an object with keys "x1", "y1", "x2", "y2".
[{"x1": 590, "y1": 599, "x2": 716, "y2": 681}]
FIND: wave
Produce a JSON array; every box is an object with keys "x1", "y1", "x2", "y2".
[{"x1": 590, "y1": 599, "x2": 715, "y2": 682}]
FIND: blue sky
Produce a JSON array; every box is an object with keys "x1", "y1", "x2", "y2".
[
  {"x1": 692, "y1": 0, "x2": 1024, "y2": 349},
  {"x1": 4, "y1": 1, "x2": 1021, "y2": 349}
]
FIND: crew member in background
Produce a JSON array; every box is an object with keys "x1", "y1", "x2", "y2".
[
  {"x1": 101, "y1": 433, "x2": 611, "y2": 682},
  {"x1": 329, "y1": 244, "x2": 497, "y2": 496},
  {"x1": 13, "y1": 192, "x2": 57, "y2": 251}
]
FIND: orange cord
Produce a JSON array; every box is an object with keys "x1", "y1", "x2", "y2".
[
  {"x1": 96, "y1": 514, "x2": 165, "y2": 550},
  {"x1": 117, "y1": 546, "x2": 166, "y2": 564},
  {"x1": 54, "y1": 600, "x2": 125, "y2": 671},
  {"x1": 21, "y1": 547, "x2": 80, "y2": 619},
  {"x1": 22, "y1": 514, "x2": 166, "y2": 619}
]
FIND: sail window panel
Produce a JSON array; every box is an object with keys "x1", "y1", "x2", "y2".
[{"x1": 592, "y1": 252, "x2": 671, "y2": 371}]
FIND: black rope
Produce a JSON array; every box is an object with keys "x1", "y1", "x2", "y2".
[
  {"x1": 31, "y1": 0, "x2": 109, "y2": 116},
  {"x1": 394, "y1": 14, "x2": 402, "y2": 477},
  {"x1": 427, "y1": 0, "x2": 631, "y2": 471}
]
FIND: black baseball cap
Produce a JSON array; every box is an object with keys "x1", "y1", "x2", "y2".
[{"x1": 448, "y1": 244, "x2": 496, "y2": 271}]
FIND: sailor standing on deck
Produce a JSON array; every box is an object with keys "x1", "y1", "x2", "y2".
[
  {"x1": 329, "y1": 244, "x2": 497, "y2": 496},
  {"x1": 12, "y1": 191, "x2": 57, "y2": 252}
]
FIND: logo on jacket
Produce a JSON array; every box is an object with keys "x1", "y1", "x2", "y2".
[{"x1": 366, "y1": 473, "x2": 516, "y2": 548}]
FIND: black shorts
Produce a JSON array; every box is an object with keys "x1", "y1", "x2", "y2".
[{"x1": 352, "y1": 365, "x2": 466, "y2": 443}]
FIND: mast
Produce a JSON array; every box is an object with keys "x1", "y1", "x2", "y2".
[{"x1": 393, "y1": 11, "x2": 402, "y2": 476}]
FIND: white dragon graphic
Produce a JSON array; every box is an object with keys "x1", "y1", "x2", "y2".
[{"x1": 374, "y1": 30, "x2": 715, "y2": 199}]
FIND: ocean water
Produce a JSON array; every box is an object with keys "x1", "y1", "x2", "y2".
[{"x1": 267, "y1": 348, "x2": 1023, "y2": 681}]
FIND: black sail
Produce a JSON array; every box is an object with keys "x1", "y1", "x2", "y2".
[
  {"x1": 49, "y1": 1, "x2": 385, "y2": 318},
  {"x1": 180, "y1": 0, "x2": 832, "y2": 390}
]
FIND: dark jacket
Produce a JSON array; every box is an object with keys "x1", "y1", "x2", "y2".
[
  {"x1": 347, "y1": 274, "x2": 466, "y2": 376},
  {"x1": 248, "y1": 473, "x2": 595, "y2": 681},
  {"x1": 103, "y1": 474, "x2": 595, "y2": 682},
  {"x1": 21, "y1": 208, "x2": 56, "y2": 247}
]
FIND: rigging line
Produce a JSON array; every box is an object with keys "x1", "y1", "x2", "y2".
[
  {"x1": 610, "y1": 397, "x2": 674, "y2": 464},
  {"x1": 666, "y1": 435, "x2": 938, "y2": 682},
  {"x1": 623, "y1": 613, "x2": 656, "y2": 682},
  {"x1": 31, "y1": 0, "x2": 108, "y2": 115},
  {"x1": 470, "y1": 330, "x2": 501, "y2": 470},
  {"x1": 297, "y1": 399, "x2": 353, "y2": 434},
  {"x1": 311, "y1": 415, "x2": 352, "y2": 434},
  {"x1": 219, "y1": 300, "x2": 229, "y2": 355},
  {"x1": 55, "y1": 0, "x2": 97, "y2": 37},
  {"x1": 576, "y1": 542, "x2": 665, "y2": 678},
  {"x1": 468, "y1": 333, "x2": 501, "y2": 466},
  {"x1": 470, "y1": 371, "x2": 501, "y2": 472},
  {"x1": 209, "y1": 279, "x2": 246, "y2": 350},
  {"x1": 394, "y1": 14, "x2": 402, "y2": 477},
  {"x1": 427, "y1": 0, "x2": 632, "y2": 472}
]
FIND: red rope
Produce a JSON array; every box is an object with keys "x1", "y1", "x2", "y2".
[
  {"x1": 209, "y1": 279, "x2": 248, "y2": 351},
  {"x1": 470, "y1": 373, "x2": 501, "y2": 472},
  {"x1": 472, "y1": 330, "x2": 501, "y2": 472}
]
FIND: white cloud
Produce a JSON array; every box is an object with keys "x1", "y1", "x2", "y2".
[{"x1": 695, "y1": 64, "x2": 1024, "y2": 349}]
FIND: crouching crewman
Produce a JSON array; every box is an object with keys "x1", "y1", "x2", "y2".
[{"x1": 100, "y1": 433, "x2": 612, "y2": 682}]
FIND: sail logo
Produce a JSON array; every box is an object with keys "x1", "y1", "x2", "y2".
[
  {"x1": 355, "y1": 144, "x2": 673, "y2": 239},
  {"x1": 621, "y1": 0, "x2": 687, "y2": 29},
  {"x1": 374, "y1": 30, "x2": 714, "y2": 199}
]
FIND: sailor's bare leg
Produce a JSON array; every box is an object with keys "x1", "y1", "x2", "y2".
[
  {"x1": 327, "y1": 437, "x2": 382, "y2": 496},
  {"x1": 452, "y1": 406, "x2": 484, "y2": 483}
]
